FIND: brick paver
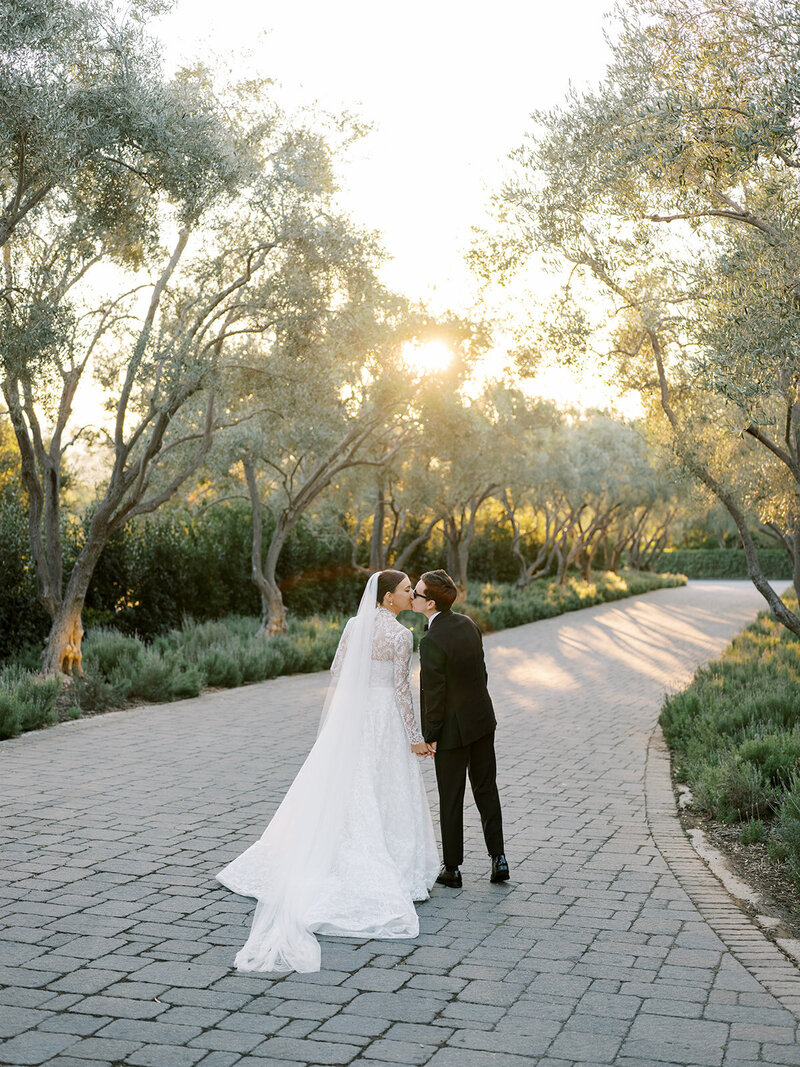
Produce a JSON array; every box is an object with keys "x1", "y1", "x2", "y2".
[{"x1": 2, "y1": 579, "x2": 800, "y2": 1066}]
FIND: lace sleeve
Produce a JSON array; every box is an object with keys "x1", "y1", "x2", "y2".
[
  {"x1": 330, "y1": 619, "x2": 353, "y2": 675},
  {"x1": 392, "y1": 626, "x2": 423, "y2": 746}
]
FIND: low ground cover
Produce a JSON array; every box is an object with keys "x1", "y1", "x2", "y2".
[
  {"x1": 0, "y1": 569, "x2": 685, "y2": 741},
  {"x1": 660, "y1": 594, "x2": 800, "y2": 906}
]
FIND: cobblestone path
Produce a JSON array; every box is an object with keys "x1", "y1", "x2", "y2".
[{"x1": 2, "y1": 580, "x2": 800, "y2": 1066}]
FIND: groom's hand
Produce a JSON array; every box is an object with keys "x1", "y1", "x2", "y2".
[{"x1": 411, "y1": 742, "x2": 430, "y2": 757}]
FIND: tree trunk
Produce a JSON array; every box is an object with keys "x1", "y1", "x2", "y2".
[
  {"x1": 511, "y1": 542, "x2": 528, "y2": 585},
  {"x1": 522, "y1": 508, "x2": 560, "y2": 585},
  {"x1": 346, "y1": 517, "x2": 370, "y2": 575},
  {"x1": 582, "y1": 550, "x2": 592, "y2": 581},
  {"x1": 243, "y1": 458, "x2": 290, "y2": 637},
  {"x1": 369, "y1": 472, "x2": 387, "y2": 572},
  {"x1": 42, "y1": 600, "x2": 84, "y2": 676},
  {"x1": 453, "y1": 492, "x2": 494, "y2": 595},
  {"x1": 557, "y1": 530, "x2": 582, "y2": 585},
  {"x1": 524, "y1": 544, "x2": 553, "y2": 584},
  {"x1": 607, "y1": 536, "x2": 625, "y2": 573},
  {"x1": 501, "y1": 492, "x2": 529, "y2": 586},
  {"x1": 255, "y1": 524, "x2": 291, "y2": 637},
  {"x1": 553, "y1": 506, "x2": 586, "y2": 585},
  {"x1": 40, "y1": 508, "x2": 112, "y2": 675},
  {"x1": 393, "y1": 515, "x2": 441, "y2": 572},
  {"x1": 582, "y1": 516, "x2": 614, "y2": 579},
  {"x1": 258, "y1": 574, "x2": 288, "y2": 637},
  {"x1": 457, "y1": 541, "x2": 471, "y2": 595},
  {"x1": 444, "y1": 520, "x2": 466, "y2": 590},
  {"x1": 645, "y1": 324, "x2": 800, "y2": 637},
  {"x1": 558, "y1": 546, "x2": 571, "y2": 588}
]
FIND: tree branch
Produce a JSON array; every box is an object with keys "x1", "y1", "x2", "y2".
[
  {"x1": 744, "y1": 423, "x2": 800, "y2": 483},
  {"x1": 115, "y1": 228, "x2": 191, "y2": 454}
]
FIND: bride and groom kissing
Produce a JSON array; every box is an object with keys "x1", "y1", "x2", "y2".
[{"x1": 217, "y1": 568, "x2": 509, "y2": 974}]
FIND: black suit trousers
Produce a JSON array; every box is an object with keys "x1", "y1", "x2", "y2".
[{"x1": 434, "y1": 729, "x2": 504, "y2": 868}]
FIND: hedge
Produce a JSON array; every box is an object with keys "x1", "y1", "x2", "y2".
[{"x1": 655, "y1": 548, "x2": 792, "y2": 579}]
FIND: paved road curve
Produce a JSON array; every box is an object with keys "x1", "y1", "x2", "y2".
[{"x1": 2, "y1": 580, "x2": 800, "y2": 1066}]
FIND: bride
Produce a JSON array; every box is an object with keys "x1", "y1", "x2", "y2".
[{"x1": 216, "y1": 569, "x2": 440, "y2": 973}]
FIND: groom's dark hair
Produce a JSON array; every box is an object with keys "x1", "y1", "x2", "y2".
[{"x1": 421, "y1": 570, "x2": 458, "y2": 611}]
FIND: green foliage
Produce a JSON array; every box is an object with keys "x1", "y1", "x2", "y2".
[
  {"x1": 0, "y1": 665, "x2": 60, "y2": 739},
  {"x1": 81, "y1": 505, "x2": 362, "y2": 641},
  {"x1": 0, "y1": 496, "x2": 50, "y2": 659},
  {"x1": 0, "y1": 693, "x2": 19, "y2": 739},
  {"x1": 83, "y1": 506, "x2": 540, "y2": 640},
  {"x1": 777, "y1": 774, "x2": 800, "y2": 883},
  {"x1": 655, "y1": 549, "x2": 791, "y2": 579},
  {"x1": 74, "y1": 627, "x2": 202, "y2": 706},
  {"x1": 69, "y1": 672, "x2": 119, "y2": 713},
  {"x1": 83, "y1": 629, "x2": 145, "y2": 681},
  {"x1": 461, "y1": 524, "x2": 521, "y2": 585},
  {"x1": 691, "y1": 755, "x2": 777, "y2": 824},
  {"x1": 195, "y1": 647, "x2": 245, "y2": 689},
  {"x1": 660, "y1": 593, "x2": 800, "y2": 885},
  {"x1": 740, "y1": 818, "x2": 766, "y2": 845},
  {"x1": 55, "y1": 609, "x2": 348, "y2": 720},
  {"x1": 660, "y1": 621, "x2": 800, "y2": 774},
  {"x1": 767, "y1": 835, "x2": 790, "y2": 864},
  {"x1": 734, "y1": 732, "x2": 800, "y2": 788},
  {"x1": 0, "y1": 0, "x2": 238, "y2": 250},
  {"x1": 74, "y1": 628, "x2": 145, "y2": 709},
  {"x1": 125, "y1": 650, "x2": 201, "y2": 704},
  {"x1": 81, "y1": 506, "x2": 257, "y2": 636}
]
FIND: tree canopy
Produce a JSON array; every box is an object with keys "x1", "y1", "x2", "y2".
[{"x1": 477, "y1": 0, "x2": 800, "y2": 633}]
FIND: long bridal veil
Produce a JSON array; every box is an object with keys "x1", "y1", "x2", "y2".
[{"x1": 216, "y1": 574, "x2": 383, "y2": 973}]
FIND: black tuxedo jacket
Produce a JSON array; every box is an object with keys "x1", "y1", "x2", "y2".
[{"x1": 419, "y1": 609, "x2": 496, "y2": 750}]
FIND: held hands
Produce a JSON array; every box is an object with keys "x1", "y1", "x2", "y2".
[{"x1": 411, "y1": 741, "x2": 436, "y2": 758}]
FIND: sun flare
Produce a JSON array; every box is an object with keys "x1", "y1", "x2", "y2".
[{"x1": 402, "y1": 340, "x2": 453, "y2": 374}]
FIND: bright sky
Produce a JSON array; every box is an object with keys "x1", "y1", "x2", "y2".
[
  {"x1": 154, "y1": 1, "x2": 634, "y2": 412},
  {"x1": 158, "y1": 1, "x2": 613, "y2": 305}
]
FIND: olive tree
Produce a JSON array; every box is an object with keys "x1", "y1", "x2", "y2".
[
  {"x1": 332, "y1": 454, "x2": 444, "y2": 575},
  {"x1": 417, "y1": 384, "x2": 511, "y2": 592},
  {"x1": 1, "y1": 82, "x2": 369, "y2": 672},
  {"x1": 329, "y1": 322, "x2": 490, "y2": 577},
  {"x1": 0, "y1": 0, "x2": 235, "y2": 249},
  {"x1": 219, "y1": 286, "x2": 424, "y2": 636},
  {"x1": 478, "y1": 0, "x2": 800, "y2": 634}
]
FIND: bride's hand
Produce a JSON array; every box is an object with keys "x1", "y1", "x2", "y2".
[{"x1": 411, "y1": 742, "x2": 430, "y2": 757}]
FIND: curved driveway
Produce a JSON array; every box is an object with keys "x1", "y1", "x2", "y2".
[{"x1": 1, "y1": 579, "x2": 800, "y2": 1066}]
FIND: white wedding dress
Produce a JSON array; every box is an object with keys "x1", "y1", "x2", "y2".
[{"x1": 216, "y1": 578, "x2": 439, "y2": 974}]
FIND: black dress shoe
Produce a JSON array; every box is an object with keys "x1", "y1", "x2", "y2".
[
  {"x1": 490, "y1": 854, "x2": 510, "y2": 883},
  {"x1": 436, "y1": 864, "x2": 462, "y2": 888}
]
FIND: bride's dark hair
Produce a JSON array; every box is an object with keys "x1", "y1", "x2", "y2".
[{"x1": 376, "y1": 569, "x2": 407, "y2": 605}]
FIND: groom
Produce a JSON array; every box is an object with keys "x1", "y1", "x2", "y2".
[{"x1": 412, "y1": 569, "x2": 509, "y2": 887}]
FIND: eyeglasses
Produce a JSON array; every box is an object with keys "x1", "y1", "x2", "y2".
[{"x1": 411, "y1": 589, "x2": 428, "y2": 599}]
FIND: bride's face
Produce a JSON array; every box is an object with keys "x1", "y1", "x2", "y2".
[{"x1": 389, "y1": 576, "x2": 414, "y2": 613}]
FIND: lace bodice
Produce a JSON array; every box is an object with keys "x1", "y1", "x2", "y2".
[{"x1": 332, "y1": 607, "x2": 422, "y2": 745}]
